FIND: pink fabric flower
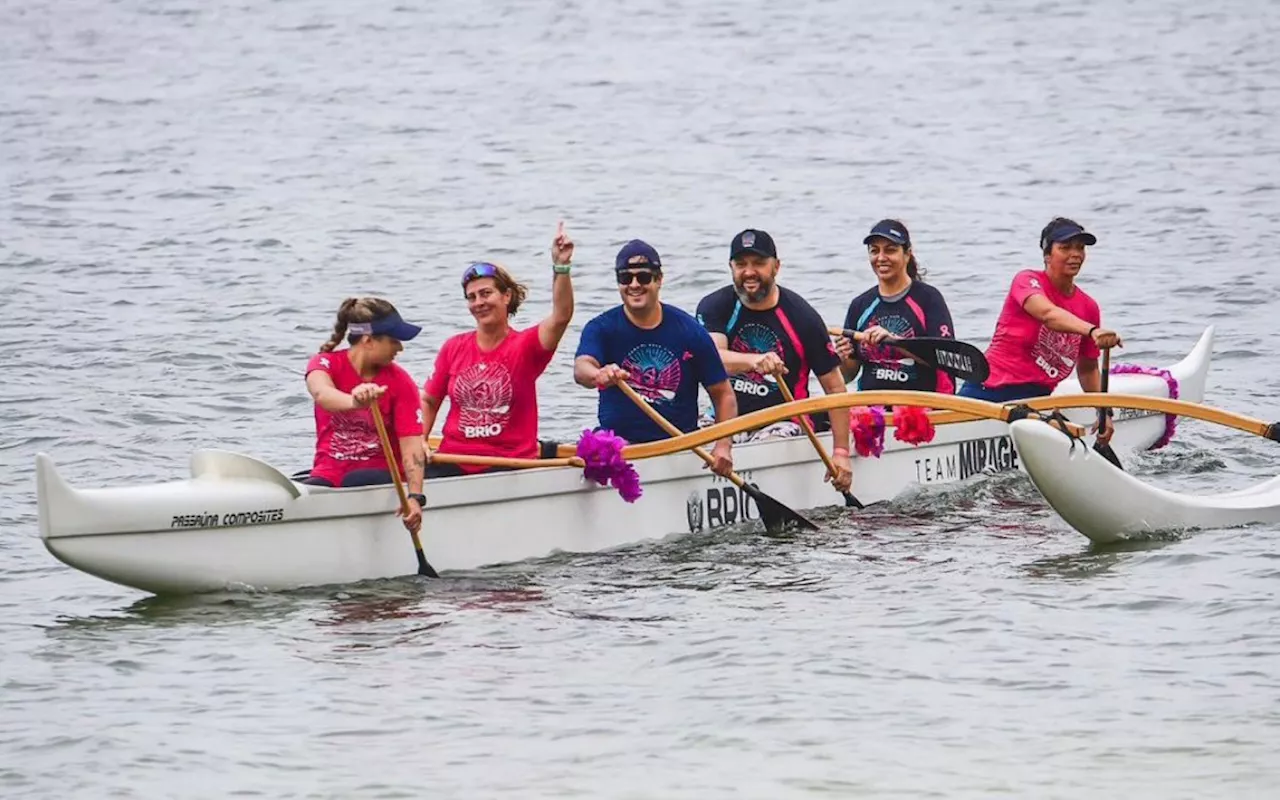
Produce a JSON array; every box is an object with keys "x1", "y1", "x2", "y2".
[
  {"x1": 1108, "y1": 364, "x2": 1180, "y2": 449},
  {"x1": 575, "y1": 429, "x2": 643, "y2": 503},
  {"x1": 851, "y1": 406, "x2": 886, "y2": 459},
  {"x1": 892, "y1": 405, "x2": 936, "y2": 445}
]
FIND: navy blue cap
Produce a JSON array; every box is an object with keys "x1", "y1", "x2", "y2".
[
  {"x1": 615, "y1": 239, "x2": 662, "y2": 271},
  {"x1": 863, "y1": 219, "x2": 910, "y2": 246},
  {"x1": 348, "y1": 310, "x2": 422, "y2": 342},
  {"x1": 1041, "y1": 219, "x2": 1097, "y2": 251},
  {"x1": 730, "y1": 229, "x2": 777, "y2": 259}
]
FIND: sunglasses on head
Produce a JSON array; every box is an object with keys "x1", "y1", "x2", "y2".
[
  {"x1": 462, "y1": 262, "x2": 500, "y2": 287},
  {"x1": 616, "y1": 269, "x2": 659, "y2": 286}
]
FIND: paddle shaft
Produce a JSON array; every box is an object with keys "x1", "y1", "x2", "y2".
[
  {"x1": 370, "y1": 404, "x2": 439, "y2": 578},
  {"x1": 616, "y1": 382, "x2": 748, "y2": 490},
  {"x1": 775, "y1": 380, "x2": 862, "y2": 508}
]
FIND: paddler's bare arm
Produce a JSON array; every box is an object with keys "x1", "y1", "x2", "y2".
[
  {"x1": 398, "y1": 434, "x2": 425, "y2": 494},
  {"x1": 708, "y1": 332, "x2": 787, "y2": 376},
  {"x1": 574, "y1": 356, "x2": 630, "y2": 389},
  {"x1": 815, "y1": 367, "x2": 852, "y2": 453},
  {"x1": 1022, "y1": 295, "x2": 1123, "y2": 349},
  {"x1": 306, "y1": 371, "x2": 384, "y2": 412},
  {"x1": 539, "y1": 221, "x2": 576, "y2": 352},
  {"x1": 705, "y1": 379, "x2": 737, "y2": 477},
  {"x1": 1076, "y1": 358, "x2": 1102, "y2": 393},
  {"x1": 420, "y1": 393, "x2": 442, "y2": 461}
]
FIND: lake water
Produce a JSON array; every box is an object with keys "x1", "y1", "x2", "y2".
[{"x1": 3, "y1": 0, "x2": 1280, "y2": 797}]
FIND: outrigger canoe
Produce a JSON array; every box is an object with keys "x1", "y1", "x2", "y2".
[
  {"x1": 35, "y1": 327, "x2": 1216, "y2": 595},
  {"x1": 1011, "y1": 386, "x2": 1280, "y2": 545}
]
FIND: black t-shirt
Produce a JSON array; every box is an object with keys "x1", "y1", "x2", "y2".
[
  {"x1": 696, "y1": 285, "x2": 841, "y2": 415},
  {"x1": 843, "y1": 280, "x2": 956, "y2": 392}
]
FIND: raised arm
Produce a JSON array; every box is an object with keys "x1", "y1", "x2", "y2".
[
  {"x1": 538, "y1": 221, "x2": 576, "y2": 352},
  {"x1": 306, "y1": 370, "x2": 384, "y2": 412}
]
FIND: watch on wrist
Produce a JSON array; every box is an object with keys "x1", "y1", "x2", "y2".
[{"x1": 407, "y1": 492, "x2": 426, "y2": 508}]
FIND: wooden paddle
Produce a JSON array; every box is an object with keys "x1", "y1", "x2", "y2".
[
  {"x1": 370, "y1": 404, "x2": 439, "y2": 579},
  {"x1": 616, "y1": 381, "x2": 817, "y2": 534},
  {"x1": 774, "y1": 379, "x2": 863, "y2": 508},
  {"x1": 827, "y1": 326, "x2": 990, "y2": 384},
  {"x1": 1092, "y1": 348, "x2": 1124, "y2": 470}
]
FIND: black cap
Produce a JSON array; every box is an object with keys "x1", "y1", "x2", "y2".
[
  {"x1": 730, "y1": 229, "x2": 777, "y2": 260},
  {"x1": 1040, "y1": 218, "x2": 1098, "y2": 251},
  {"x1": 863, "y1": 219, "x2": 910, "y2": 247}
]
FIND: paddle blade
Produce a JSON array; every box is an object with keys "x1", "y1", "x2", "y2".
[
  {"x1": 889, "y1": 337, "x2": 990, "y2": 384},
  {"x1": 843, "y1": 492, "x2": 865, "y2": 509},
  {"x1": 742, "y1": 482, "x2": 818, "y2": 533},
  {"x1": 1093, "y1": 441, "x2": 1124, "y2": 471}
]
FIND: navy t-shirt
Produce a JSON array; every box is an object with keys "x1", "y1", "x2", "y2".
[
  {"x1": 695, "y1": 285, "x2": 840, "y2": 416},
  {"x1": 843, "y1": 280, "x2": 956, "y2": 392},
  {"x1": 575, "y1": 304, "x2": 729, "y2": 444}
]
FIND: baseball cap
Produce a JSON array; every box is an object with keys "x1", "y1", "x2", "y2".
[
  {"x1": 347, "y1": 309, "x2": 422, "y2": 342},
  {"x1": 729, "y1": 229, "x2": 777, "y2": 260},
  {"x1": 1040, "y1": 218, "x2": 1098, "y2": 251},
  {"x1": 863, "y1": 219, "x2": 910, "y2": 246},
  {"x1": 615, "y1": 239, "x2": 662, "y2": 271}
]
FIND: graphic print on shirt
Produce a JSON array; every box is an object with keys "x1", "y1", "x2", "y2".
[
  {"x1": 860, "y1": 312, "x2": 917, "y2": 384},
  {"x1": 622, "y1": 343, "x2": 682, "y2": 405},
  {"x1": 1031, "y1": 327, "x2": 1082, "y2": 381},
  {"x1": 329, "y1": 411, "x2": 379, "y2": 462},
  {"x1": 729, "y1": 323, "x2": 784, "y2": 398},
  {"x1": 453, "y1": 361, "x2": 514, "y2": 438}
]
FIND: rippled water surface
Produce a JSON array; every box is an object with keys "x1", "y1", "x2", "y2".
[{"x1": 4, "y1": 0, "x2": 1280, "y2": 797}]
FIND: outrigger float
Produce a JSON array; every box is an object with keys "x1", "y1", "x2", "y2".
[{"x1": 36, "y1": 328, "x2": 1223, "y2": 596}]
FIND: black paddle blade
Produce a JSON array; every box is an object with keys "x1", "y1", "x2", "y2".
[
  {"x1": 742, "y1": 482, "x2": 818, "y2": 533},
  {"x1": 1093, "y1": 441, "x2": 1124, "y2": 471},
  {"x1": 415, "y1": 549, "x2": 440, "y2": 578},
  {"x1": 843, "y1": 491, "x2": 865, "y2": 509},
  {"x1": 891, "y1": 337, "x2": 990, "y2": 384},
  {"x1": 836, "y1": 329, "x2": 989, "y2": 383}
]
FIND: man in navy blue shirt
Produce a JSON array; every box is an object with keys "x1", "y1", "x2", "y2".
[{"x1": 574, "y1": 240, "x2": 738, "y2": 476}]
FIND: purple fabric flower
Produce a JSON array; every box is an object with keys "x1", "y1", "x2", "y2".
[
  {"x1": 1109, "y1": 364, "x2": 1180, "y2": 449},
  {"x1": 576, "y1": 429, "x2": 643, "y2": 503}
]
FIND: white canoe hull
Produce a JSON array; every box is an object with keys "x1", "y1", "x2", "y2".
[
  {"x1": 1011, "y1": 417, "x2": 1280, "y2": 544},
  {"x1": 36, "y1": 327, "x2": 1216, "y2": 595}
]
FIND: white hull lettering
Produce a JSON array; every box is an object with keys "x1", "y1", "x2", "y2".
[
  {"x1": 958, "y1": 436, "x2": 1018, "y2": 480},
  {"x1": 915, "y1": 454, "x2": 960, "y2": 484}
]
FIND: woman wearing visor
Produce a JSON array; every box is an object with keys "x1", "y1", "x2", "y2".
[
  {"x1": 420, "y1": 222, "x2": 576, "y2": 476},
  {"x1": 304, "y1": 297, "x2": 429, "y2": 532},
  {"x1": 957, "y1": 217, "x2": 1124, "y2": 442}
]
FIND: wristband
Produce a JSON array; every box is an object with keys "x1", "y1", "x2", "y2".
[
  {"x1": 553, "y1": 263, "x2": 572, "y2": 274},
  {"x1": 407, "y1": 492, "x2": 426, "y2": 509},
  {"x1": 832, "y1": 447, "x2": 850, "y2": 457},
  {"x1": 1087, "y1": 325, "x2": 1098, "y2": 339}
]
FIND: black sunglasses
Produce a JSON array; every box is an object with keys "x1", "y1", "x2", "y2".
[{"x1": 616, "y1": 270, "x2": 659, "y2": 286}]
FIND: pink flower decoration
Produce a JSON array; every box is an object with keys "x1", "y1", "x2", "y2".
[
  {"x1": 575, "y1": 429, "x2": 643, "y2": 503},
  {"x1": 851, "y1": 406, "x2": 886, "y2": 459},
  {"x1": 1108, "y1": 364, "x2": 1180, "y2": 449}
]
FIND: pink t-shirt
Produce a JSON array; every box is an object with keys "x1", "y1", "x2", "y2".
[
  {"x1": 423, "y1": 326, "x2": 555, "y2": 473},
  {"x1": 984, "y1": 270, "x2": 1102, "y2": 388},
  {"x1": 305, "y1": 350, "x2": 424, "y2": 485}
]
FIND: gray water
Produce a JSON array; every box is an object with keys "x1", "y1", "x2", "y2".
[{"x1": 4, "y1": 0, "x2": 1280, "y2": 797}]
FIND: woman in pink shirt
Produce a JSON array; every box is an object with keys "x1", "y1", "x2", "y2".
[
  {"x1": 304, "y1": 297, "x2": 427, "y2": 534},
  {"x1": 421, "y1": 223, "x2": 576, "y2": 476},
  {"x1": 958, "y1": 218, "x2": 1124, "y2": 434}
]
